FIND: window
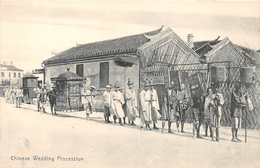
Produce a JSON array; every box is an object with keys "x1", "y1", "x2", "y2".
[
  {"x1": 9, "y1": 72, "x2": 11, "y2": 77},
  {"x1": 18, "y1": 73, "x2": 21, "y2": 78},
  {"x1": 14, "y1": 72, "x2": 16, "y2": 78},
  {"x1": 100, "y1": 62, "x2": 109, "y2": 88},
  {"x1": 1, "y1": 72, "x2": 4, "y2": 77},
  {"x1": 76, "y1": 64, "x2": 84, "y2": 77}
]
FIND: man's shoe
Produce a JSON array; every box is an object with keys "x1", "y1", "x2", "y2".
[
  {"x1": 168, "y1": 130, "x2": 174, "y2": 133},
  {"x1": 236, "y1": 138, "x2": 242, "y2": 142},
  {"x1": 231, "y1": 138, "x2": 239, "y2": 143},
  {"x1": 197, "y1": 135, "x2": 203, "y2": 139},
  {"x1": 153, "y1": 126, "x2": 159, "y2": 130}
]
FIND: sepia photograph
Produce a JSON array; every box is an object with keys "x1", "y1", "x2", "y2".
[{"x1": 0, "y1": 1, "x2": 260, "y2": 168}]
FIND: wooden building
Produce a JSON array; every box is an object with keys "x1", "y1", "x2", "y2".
[{"x1": 192, "y1": 36, "x2": 260, "y2": 129}]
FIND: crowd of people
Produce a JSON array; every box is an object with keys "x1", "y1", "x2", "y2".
[
  {"x1": 84, "y1": 78, "x2": 252, "y2": 143},
  {"x1": 3, "y1": 84, "x2": 23, "y2": 108},
  {"x1": 2, "y1": 78, "x2": 253, "y2": 143}
]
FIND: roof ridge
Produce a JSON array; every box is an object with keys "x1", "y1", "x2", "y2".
[{"x1": 76, "y1": 26, "x2": 163, "y2": 47}]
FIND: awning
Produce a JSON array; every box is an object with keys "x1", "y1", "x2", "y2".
[{"x1": 114, "y1": 54, "x2": 139, "y2": 67}]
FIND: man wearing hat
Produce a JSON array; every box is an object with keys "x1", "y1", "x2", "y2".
[
  {"x1": 83, "y1": 85, "x2": 96, "y2": 120},
  {"x1": 33, "y1": 83, "x2": 42, "y2": 111},
  {"x1": 119, "y1": 87, "x2": 127, "y2": 124},
  {"x1": 103, "y1": 84, "x2": 113, "y2": 123},
  {"x1": 149, "y1": 79, "x2": 160, "y2": 130},
  {"x1": 139, "y1": 79, "x2": 151, "y2": 130},
  {"x1": 140, "y1": 79, "x2": 160, "y2": 130},
  {"x1": 111, "y1": 81, "x2": 125, "y2": 126},
  {"x1": 39, "y1": 83, "x2": 48, "y2": 113},
  {"x1": 15, "y1": 85, "x2": 23, "y2": 108},
  {"x1": 125, "y1": 78, "x2": 138, "y2": 126},
  {"x1": 47, "y1": 84, "x2": 57, "y2": 115}
]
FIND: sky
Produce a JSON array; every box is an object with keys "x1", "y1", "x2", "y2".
[{"x1": 0, "y1": 1, "x2": 260, "y2": 73}]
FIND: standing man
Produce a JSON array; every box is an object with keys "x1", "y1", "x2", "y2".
[
  {"x1": 33, "y1": 83, "x2": 42, "y2": 111},
  {"x1": 140, "y1": 80, "x2": 152, "y2": 130},
  {"x1": 83, "y1": 85, "x2": 96, "y2": 120},
  {"x1": 162, "y1": 81, "x2": 177, "y2": 134},
  {"x1": 15, "y1": 85, "x2": 23, "y2": 108},
  {"x1": 103, "y1": 85, "x2": 113, "y2": 123},
  {"x1": 47, "y1": 85, "x2": 57, "y2": 115},
  {"x1": 231, "y1": 83, "x2": 247, "y2": 142},
  {"x1": 39, "y1": 84, "x2": 48, "y2": 113},
  {"x1": 111, "y1": 81, "x2": 125, "y2": 126},
  {"x1": 119, "y1": 87, "x2": 127, "y2": 124},
  {"x1": 213, "y1": 83, "x2": 224, "y2": 142},
  {"x1": 149, "y1": 80, "x2": 160, "y2": 130},
  {"x1": 192, "y1": 95, "x2": 204, "y2": 139},
  {"x1": 176, "y1": 84, "x2": 189, "y2": 133},
  {"x1": 3, "y1": 85, "x2": 10, "y2": 103},
  {"x1": 125, "y1": 78, "x2": 138, "y2": 126},
  {"x1": 10, "y1": 86, "x2": 15, "y2": 104}
]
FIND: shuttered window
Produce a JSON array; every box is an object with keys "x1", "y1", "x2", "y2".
[
  {"x1": 100, "y1": 62, "x2": 109, "y2": 88},
  {"x1": 76, "y1": 64, "x2": 84, "y2": 77}
]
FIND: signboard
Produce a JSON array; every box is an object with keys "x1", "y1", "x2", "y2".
[
  {"x1": 33, "y1": 69, "x2": 44, "y2": 74},
  {"x1": 188, "y1": 73, "x2": 203, "y2": 98}
]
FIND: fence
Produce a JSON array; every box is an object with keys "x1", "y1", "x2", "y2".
[{"x1": 140, "y1": 62, "x2": 260, "y2": 129}]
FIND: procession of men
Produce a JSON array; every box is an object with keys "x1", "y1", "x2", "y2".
[{"x1": 2, "y1": 76, "x2": 254, "y2": 143}]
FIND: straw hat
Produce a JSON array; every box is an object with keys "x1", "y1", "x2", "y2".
[
  {"x1": 90, "y1": 85, "x2": 96, "y2": 90},
  {"x1": 106, "y1": 84, "x2": 112, "y2": 88}
]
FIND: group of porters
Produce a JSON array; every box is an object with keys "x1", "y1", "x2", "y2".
[
  {"x1": 81, "y1": 77, "x2": 253, "y2": 143},
  {"x1": 5, "y1": 66, "x2": 253, "y2": 143}
]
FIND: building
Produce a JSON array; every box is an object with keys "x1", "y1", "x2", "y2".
[
  {"x1": 42, "y1": 27, "x2": 201, "y2": 109},
  {"x1": 191, "y1": 35, "x2": 260, "y2": 129},
  {"x1": 0, "y1": 61, "x2": 24, "y2": 85}
]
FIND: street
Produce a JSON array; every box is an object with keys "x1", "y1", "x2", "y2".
[{"x1": 0, "y1": 97, "x2": 259, "y2": 168}]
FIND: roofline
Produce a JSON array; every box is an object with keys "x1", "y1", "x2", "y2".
[
  {"x1": 44, "y1": 26, "x2": 164, "y2": 62},
  {"x1": 139, "y1": 27, "x2": 201, "y2": 58},
  {"x1": 44, "y1": 52, "x2": 138, "y2": 67}
]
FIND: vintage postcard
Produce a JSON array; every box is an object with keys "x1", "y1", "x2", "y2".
[{"x1": 0, "y1": 1, "x2": 260, "y2": 168}]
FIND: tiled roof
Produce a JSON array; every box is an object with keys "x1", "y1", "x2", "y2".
[
  {"x1": 193, "y1": 36, "x2": 221, "y2": 51},
  {"x1": 23, "y1": 74, "x2": 37, "y2": 78},
  {"x1": 43, "y1": 27, "x2": 163, "y2": 65},
  {"x1": 235, "y1": 44, "x2": 260, "y2": 65},
  {"x1": 193, "y1": 41, "x2": 210, "y2": 51},
  {"x1": 0, "y1": 64, "x2": 23, "y2": 71}
]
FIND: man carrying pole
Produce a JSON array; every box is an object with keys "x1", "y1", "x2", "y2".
[
  {"x1": 162, "y1": 81, "x2": 177, "y2": 134},
  {"x1": 231, "y1": 83, "x2": 247, "y2": 142},
  {"x1": 176, "y1": 84, "x2": 189, "y2": 133}
]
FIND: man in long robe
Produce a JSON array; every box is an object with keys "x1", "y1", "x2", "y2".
[
  {"x1": 111, "y1": 81, "x2": 125, "y2": 126},
  {"x1": 140, "y1": 80, "x2": 152, "y2": 130},
  {"x1": 103, "y1": 85, "x2": 113, "y2": 123},
  {"x1": 125, "y1": 78, "x2": 138, "y2": 126}
]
